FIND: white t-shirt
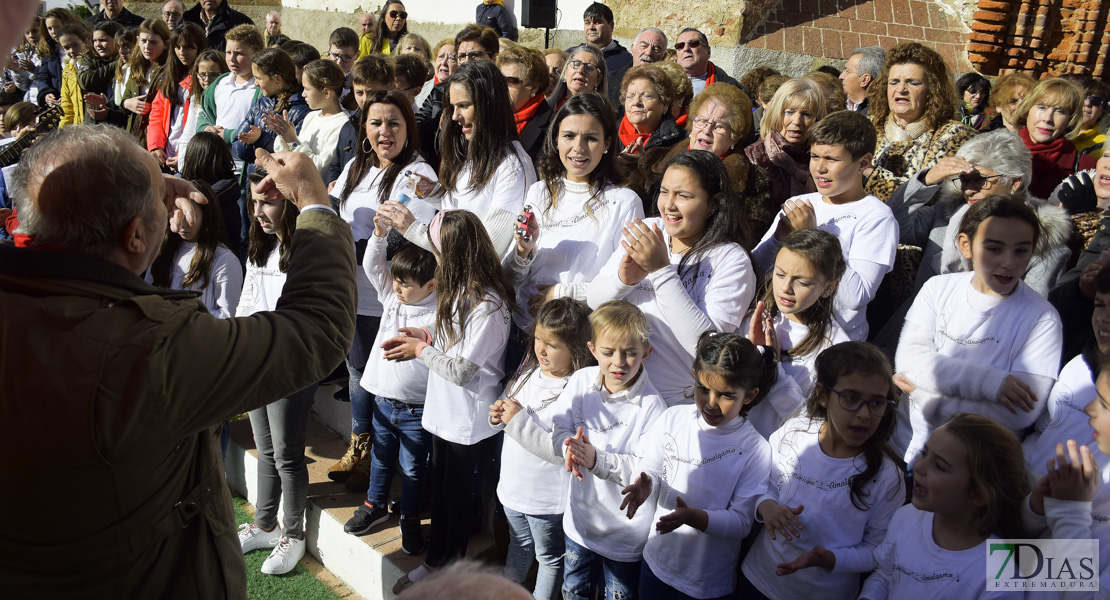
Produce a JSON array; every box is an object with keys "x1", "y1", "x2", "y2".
[
  {"x1": 166, "y1": 86, "x2": 187, "y2": 157},
  {"x1": 337, "y1": 157, "x2": 438, "y2": 317},
  {"x1": 213, "y1": 74, "x2": 256, "y2": 133},
  {"x1": 859, "y1": 504, "x2": 1013, "y2": 600},
  {"x1": 145, "y1": 242, "x2": 243, "y2": 319},
  {"x1": 639, "y1": 405, "x2": 772, "y2": 598},
  {"x1": 443, "y1": 141, "x2": 536, "y2": 259},
  {"x1": 236, "y1": 244, "x2": 286, "y2": 317},
  {"x1": 359, "y1": 234, "x2": 436, "y2": 403},
  {"x1": 743, "y1": 417, "x2": 904, "y2": 600},
  {"x1": 753, "y1": 192, "x2": 899, "y2": 340},
  {"x1": 899, "y1": 272, "x2": 1062, "y2": 461},
  {"x1": 1023, "y1": 353, "x2": 1098, "y2": 475},
  {"x1": 496, "y1": 368, "x2": 572, "y2": 516},
  {"x1": 588, "y1": 217, "x2": 757, "y2": 406},
  {"x1": 274, "y1": 110, "x2": 350, "y2": 178},
  {"x1": 509, "y1": 179, "x2": 644, "y2": 328},
  {"x1": 551, "y1": 367, "x2": 668, "y2": 562},
  {"x1": 420, "y1": 296, "x2": 511, "y2": 445}
]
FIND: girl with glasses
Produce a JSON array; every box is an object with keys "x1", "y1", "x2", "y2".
[{"x1": 741, "y1": 341, "x2": 905, "y2": 600}]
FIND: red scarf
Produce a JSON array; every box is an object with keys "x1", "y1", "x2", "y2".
[
  {"x1": 618, "y1": 114, "x2": 654, "y2": 147},
  {"x1": 433, "y1": 76, "x2": 440, "y2": 86},
  {"x1": 1020, "y1": 127, "x2": 1081, "y2": 198},
  {"x1": 513, "y1": 94, "x2": 545, "y2": 134},
  {"x1": 6, "y1": 207, "x2": 31, "y2": 248},
  {"x1": 675, "y1": 111, "x2": 688, "y2": 128},
  {"x1": 706, "y1": 62, "x2": 718, "y2": 86}
]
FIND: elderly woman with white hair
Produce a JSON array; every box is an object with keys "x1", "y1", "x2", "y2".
[{"x1": 888, "y1": 128, "x2": 1073, "y2": 296}]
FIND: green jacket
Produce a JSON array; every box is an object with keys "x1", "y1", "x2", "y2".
[
  {"x1": 197, "y1": 72, "x2": 262, "y2": 145},
  {"x1": 0, "y1": 210, "x2": 356, "y2": 598},
  {"x1": 77, "y1": 54, "x2": 116, "y2": 125}
]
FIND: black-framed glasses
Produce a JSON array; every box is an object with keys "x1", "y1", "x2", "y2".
[
  {"x1": 567, "y1": 59, "x2": 598, "y2": 74},
  {"x1": 1087, "y1": 95, "x2": 1106, "y2": 107},
  {"x1": 162, "y1": 10, "x2": 182, "y2": 19},
  {"x1": 820, "y1": 382, "x2": 895, "y2": 416},
  {"x1": 953, "y1": 173, "x2": 1004, "y2": 190},
  {"x1": 388, "y1": 10, "x2": 408, "y2": 19},
  {"x1": 458, "y1": 51, "x2": 491, "y2": 63},
  {"x1": 196, "y1": 70, "x2": 222, "y2": 81},
  {"x1": 330, "y1": 52, "x2": 356, "y2": 62},
  {"x1": 674, "y1": 40, "x2": 702, "y2": 50}
]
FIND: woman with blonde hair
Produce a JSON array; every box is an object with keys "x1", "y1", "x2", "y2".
[
  {"x1": 1013, "y1": 77, "x2": 1096, "y2": 198},
  {"x1": 745, "y1": 77, "x2": 827, "y2": 209}
]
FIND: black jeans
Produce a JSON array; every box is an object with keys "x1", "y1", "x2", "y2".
[{"x1": 424, "y1": 433, "x2": 498, "y2": 568}]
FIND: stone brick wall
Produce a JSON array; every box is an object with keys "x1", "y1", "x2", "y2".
[
  {"x1": 968, "y1": 0, "x2": 1109, "y2": 77},
  {"x1": 744, "y1": 0, "x2": 974, "y2": 72}
]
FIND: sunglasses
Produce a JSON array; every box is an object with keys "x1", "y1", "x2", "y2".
[
  {"x1": 389, "y1": 10, "x2": 408, "y2": 19},
  {"x1": 1088, "y1": 96, "x2": 1106, "y2": 107},
  {"x1": 674, "y1": 40, "x2": 702, "y2": 51}
]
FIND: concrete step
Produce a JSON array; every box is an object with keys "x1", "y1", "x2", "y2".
[{"x1": 223, "y1": 393, "x2": 504, "y2": 600}]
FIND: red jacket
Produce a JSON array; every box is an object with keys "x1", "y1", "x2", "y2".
[{"x1": 147, "y1": 75, "x2": 192, "y2": 152}]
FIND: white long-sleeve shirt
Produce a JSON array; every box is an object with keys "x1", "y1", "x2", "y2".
[
  {"x1": 359, "y1": 233, "x2": 436, "y2": 403},
  {"x1": 145, "y1": 242, "x2": 243, "y2": 319},
  {"x1": 337, "y1": 156, "x2": 438, "y2": 317},
  {"x1": 752, "y1": 192, "x2": 899, "y2": 340},
  {"x1": 508, "y1": 179, "x2": 644, "y2": 328},
  {"x1": 418, "y1": 294, "x2": 511, "y2": 445},
  {"x1": 275, "y1": 110, "x2": 350, "y2": 178},
  {"x1": 587, "y1": 218, "x2": 757, "y2": 406},
  {"x1": 505, "y1": 366, "x2": 667, "y2": 562},
  {"x1": 859, "y1": 504, "x2": 1015, "y2": 600},
  {"x1": 495, "y1": 368, "x2": 572, "y2": 516},
  {"x1": 404, "y1": 141, "x2": 535, "y2": 260},
  {"x1": 639, "y1": 405, "x2": 772, "y2": 598},
  {"x1": 896, "y1": 272, "x2": 1062, "y2": 462},
  {"x1": 742, "y1": 416, "x2": 904, "y2": 600},
  {"x1": 1022, "y1": 352, "x2": 1099, "y2": 476}
]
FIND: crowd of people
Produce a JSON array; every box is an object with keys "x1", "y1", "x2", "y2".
[{"x1": 3, "y1": 0, "x2": 1110, "y2": 598}]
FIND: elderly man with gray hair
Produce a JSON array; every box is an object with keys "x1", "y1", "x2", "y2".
[
  {"x1": 840, "y1": 46, "x2": 885, "y2": 114},
  {"x1": 162, "y1": 0, "x2": 185, "y2": 27},
  {"x1": 0, "y1": 125, "x2": 356, "y2": 597},
  {"x1": 607, "y1": 27, "x2": 668, "y2": 106}
]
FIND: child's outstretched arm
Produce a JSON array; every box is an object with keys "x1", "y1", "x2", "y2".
[{"x1": 361, "y1": 215, "x2": 394, "y2": 299}]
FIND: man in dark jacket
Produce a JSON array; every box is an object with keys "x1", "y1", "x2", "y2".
[
  {"x1": 475, "y1": 0, "x2": 517, "y2": 41},
  {"x1": 569, "y1": 2, "x2": 631, "y2": 77},
  {"x1": 0, "y1": 125, "x2": 355, "y2": 598},
  {"x1": 184, "y1": 0, "x2": 254, "y2": 52},
  {"x1": 85, "y1": 0, "x2": 144, "y2": 27}
]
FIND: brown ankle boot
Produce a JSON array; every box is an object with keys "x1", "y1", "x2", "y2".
[
  {"x1": 328, "y1": 432, "x2": 370, "y2": 482},
  {"x1": 344, "y1": 441, "x2": 374, "y2": 493}
]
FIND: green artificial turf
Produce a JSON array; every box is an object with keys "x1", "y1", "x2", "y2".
[{"x1": 233, "y1": 497, "x2": 342, "y2": 600}]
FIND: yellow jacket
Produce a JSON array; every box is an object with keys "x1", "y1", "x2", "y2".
[
  {"x1": 359, "y1": 32, "x2": 374, "y2": 58},
  {"x1": 59, "y1": 59, "x2": 84, "y2": 127}
]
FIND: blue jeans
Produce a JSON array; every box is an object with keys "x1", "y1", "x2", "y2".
[
  {"x1": 248, "y1": 384, "x2": 316, "y2": 538},
  {"x1": 563, "y1": 535, "x2": 641, "y2": 600},
  {"x1": 366, "y1": 397, "x2": 430, "y2": 516},
  {"x1": 503, "y1": 508, "x2": 564, "y2": 600},
  {"x1": 639, "y1": 561, "x2": 731, "y2": 600},
  {"x1": 348, "y1": 315, "x2": 380, "y2": 435}
]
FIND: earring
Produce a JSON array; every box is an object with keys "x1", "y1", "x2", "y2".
[
  {"x1": 362, "y1": 138, "x2": 373, "y2": 153},
  {"x1": 603, "y1": 149, "x2": 608, "y2": 154}
]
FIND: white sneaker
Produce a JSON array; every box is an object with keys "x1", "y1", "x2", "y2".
[
  {"x1": 261, "y1": 535, "x2": 306, "y2": 575},
  {"x1": 238, "y1": 523, "x2": 281, "y2": 554}
]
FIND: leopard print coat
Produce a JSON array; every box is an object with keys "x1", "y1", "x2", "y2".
[{"x1": 865, "y1": 119, "x2": 977, "y2": 201}]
